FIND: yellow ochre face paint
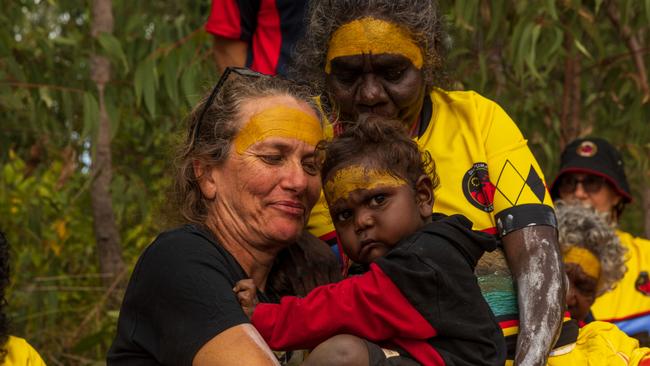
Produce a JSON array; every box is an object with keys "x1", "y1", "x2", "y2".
[
  {"x1": 324, "y1": 165, "x2": 407, "y2": 204},
  {"x1": 325, "y1": 17, "x2": 424, "y2": 74},
  {"x1": 234, "y1": 106, "x2": 323, "y2": 154},
  {"x1": 564, "y1": 246, "x2": 600, "y2": 280}
]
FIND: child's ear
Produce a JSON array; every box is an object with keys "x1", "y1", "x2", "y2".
[{"x1": 414, "y1": 174, "x2": 434, "y2": 218}]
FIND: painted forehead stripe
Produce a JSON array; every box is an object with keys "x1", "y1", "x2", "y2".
[
  {"x1": 234, "y1": 106, "x2": 323, "y2": 154},
  {"x1": 324, "y1": 165, "x2": 407, "y2": 204},
  {"x1": 325, "y1": 17, "x2": 424, "y2": 74},
  {"x1": 564, "y1": 246, "x2": 600, "y2": 280}
]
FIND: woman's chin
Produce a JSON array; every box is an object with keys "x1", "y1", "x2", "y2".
[{"x1": 267, "y1": 222, "x2": 304, "y2": 243}]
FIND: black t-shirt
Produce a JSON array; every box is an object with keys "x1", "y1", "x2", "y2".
[{"x1": 107, "y1": 225, "x2": 269, "y2": 365}]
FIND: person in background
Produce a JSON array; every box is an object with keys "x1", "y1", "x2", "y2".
[
  {"x1": 550, "y1": 137, "x2": 650, "y2": 345},
  {"x1": 544, "y1": 201, "x2": 650, "y2": 366},
  {"x1": 206, "y1": 0, "x2": 308, "y2": 76},
  {"x1": 293, "y1": 1, "x2": 565, "y2": 364},
  {"x1": 0, "y1": 232, "x2": 46, "y2": 366}
]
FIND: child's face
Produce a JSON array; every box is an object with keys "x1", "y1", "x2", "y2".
[{"x1": 324, "y1": 164, "x2": 433, "y2": 264}]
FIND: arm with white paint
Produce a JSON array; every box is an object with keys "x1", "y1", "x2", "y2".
[{"x1": 503, "y1": 225, "x2": 565, "y2": 366}]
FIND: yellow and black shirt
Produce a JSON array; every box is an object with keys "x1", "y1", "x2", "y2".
[{"x1": 591, "y1": 230, "x2": 650, "y2": 340}]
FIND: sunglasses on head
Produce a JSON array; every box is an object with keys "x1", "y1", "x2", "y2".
[
  {"x1": 190, "y1": 67, "x2": 266, "y2": 146},
  {"x1": 558, "y1": 174, "x2": 607, "y2": 195}
]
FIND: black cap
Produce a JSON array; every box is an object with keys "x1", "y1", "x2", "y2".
[{"x1": 550, "y1": 137, "x2": 632, "y2": 203}]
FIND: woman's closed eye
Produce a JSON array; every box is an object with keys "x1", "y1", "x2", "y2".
[
  {"x1": 334, "y1": 71, "x2": 358, "y2": 85},
  {"x1": 575, "y1": 279, "x2": 597, "y2": 298},
  {"x1": 258, "y1": 154, "x2": 284, "y2": 165},
  {"x1": 302, "y1": 158, "x2": 319, "y2": 176}
]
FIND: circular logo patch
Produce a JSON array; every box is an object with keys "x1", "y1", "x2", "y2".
[
  {"x1": 636, "y1": 272, "x2": 650, "y2": 296},
  {"x1": 577, "y1": 141, "x2": 598, "y2": 157},
  {"x1": 462, "y1": 162, "x2": 495, "y2": 212}
]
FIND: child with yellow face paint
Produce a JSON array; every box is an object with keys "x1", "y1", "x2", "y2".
[{"x1": 234, "y1": 118, "x2": 506, "y2": 366}]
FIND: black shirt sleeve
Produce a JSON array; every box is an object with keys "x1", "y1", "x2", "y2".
[
  {"x1": 108, "y1": 226, "x2": 250, "y2": 366},
  {"x1": 236, "y1": 0, "x2": 261, "y2": 42}
]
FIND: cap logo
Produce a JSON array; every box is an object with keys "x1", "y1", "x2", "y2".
[{"x1": 577, "y1": 141, "x2": 597, "y2": 157}]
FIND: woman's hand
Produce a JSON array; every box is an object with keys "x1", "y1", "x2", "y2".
[{"x1": 234, "y1": 279, "x2": 259, "y2": 319}]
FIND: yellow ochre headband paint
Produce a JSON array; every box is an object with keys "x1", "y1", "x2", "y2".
[
  {"x1": 234, "y1": 106, "x2": 323, "y2": 154},
  {"x1": 324, "y1": 165, "x2": 407, "y2": 203},
  {"x1": 564, "y1": 246, "x2": 601, "y2": 280},
  {"x1": 325, "y1": 17, "x2": 424, "y2": 74}
]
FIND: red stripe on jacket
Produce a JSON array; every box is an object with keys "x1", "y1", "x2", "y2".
[
  {"x1": 250, "y1": 0, "x2": 281, "y2": 74},
  {"x1": 205, "y1": 0, "x2": 241, "y2": 38},
  {"x1": 251, "y1": 263, "x2": 445, "y2": 365}
]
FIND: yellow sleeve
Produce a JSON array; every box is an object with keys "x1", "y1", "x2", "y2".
[
  {"x1": 307, "y1": 192, "x2": 334, "y2": 239},
  {"x1": 479, "y1": 97, "x2": 555, "y2": 236},
  {"x1": 4, "y1": 336, "x2": 47, "y2": 366},
  {"x1": 547, "y1": 321, "x2": 650, "y2": 366},
  {"x1": 307, "y1": 96, "x2": 336, "y2": 240}
]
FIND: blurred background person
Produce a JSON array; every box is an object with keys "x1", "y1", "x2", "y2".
[
  {"x1": 551, "y1": 137, "x2": 650, "y2": 345},
  {"x1": 545, "y1": 201, "x2": 650, "y2": 365},
  {"x1": 206, "y1": 0, "x2": 308, "y2": 76}
]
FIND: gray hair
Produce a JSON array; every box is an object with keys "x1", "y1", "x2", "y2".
[
  {"x1": 289, "y1": 0, "x2": 449, "y2": 98},
  {"x1": 555, "y1": 200, "x2": 627, "y2": 296},
  {"x1": 173, "y1": 75, "x2": 322, "y2": 226}
]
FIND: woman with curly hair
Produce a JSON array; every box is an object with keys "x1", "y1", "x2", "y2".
[
  {"x1": 292, "y1": 1, "x2": 565, "y2": 364},
  {"x1": 545, "y1": 202, "x2": 650, "y2": 365},
  {"x1": 0, "y1": 232, "x2": 46, "y2": 365},
  {"x1": 551, "y1": 137, "x2": 650, "y2": 345},
  {"x1": 554, "y1": 201, "x2": 627, "y2": 322}
]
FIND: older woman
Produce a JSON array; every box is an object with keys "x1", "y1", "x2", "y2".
[
  {"x1": 554, "y1": 201, "x2": 626, "y2": 323},
  {"x1": 551, "y1": 137, "x2": 650, "y2": 344},
  {"x1": 107, "y1": 69, "x2": 329, "y2": 365},
  {"x1": 294, "y1": 1, "x2": 565, "y2": 364},
  {"x1": 545, "y1": 201, "x2": 650, "y2": 365}
]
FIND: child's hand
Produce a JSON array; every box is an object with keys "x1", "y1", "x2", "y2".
[{"x1": 233, "y1": 279, "x2": 259, "y2": 319}]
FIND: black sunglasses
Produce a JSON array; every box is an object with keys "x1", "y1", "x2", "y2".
[
  {"x1": 190, "y1": 67, "x2": 266, "y2": 146},
  {"x1": 558, "y1": 174, "x2": 607, "y2": 195}
]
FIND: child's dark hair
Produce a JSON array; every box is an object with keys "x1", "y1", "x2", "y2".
[
  {"x1": 0, "y1": 232, "x2": 10, "y2": 362},
  {"x1": 320, "y1": 117, "x2": 439, "y2": 190}
]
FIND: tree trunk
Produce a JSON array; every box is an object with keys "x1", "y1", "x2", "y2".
[
  {"x1": 559, "y1": 33, "x2": 582, "y2": 150},
  {"x1": 90, "y1": 0, "x2": 125, "y2": 286}
]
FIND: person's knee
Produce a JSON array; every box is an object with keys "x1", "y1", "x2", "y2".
[{"x1": 304, "y1": 334, "x2": 369, "y2": 366}]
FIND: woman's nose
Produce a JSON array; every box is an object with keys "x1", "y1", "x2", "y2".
[
  {"x1": 573, "y1": 182, "x2": 589, "y2": 200},
  {"x1": 357, "y1": 74, "x2": 387, "y2": 107},
  {"x1": 281, "y1": 160, "x2": 309, "y2": 193}
]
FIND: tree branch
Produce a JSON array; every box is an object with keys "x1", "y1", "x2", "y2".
[{"x1": 605, "y1": 0, "x2": 650, "y2": 103}]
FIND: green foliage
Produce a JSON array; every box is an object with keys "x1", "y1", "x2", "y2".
[
  {"x1": 1, "y1": 0, "x2": 213, "y2": 363},
  {"x1": 444, "y1": 0, "x2": 650, "y2": 235}
]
